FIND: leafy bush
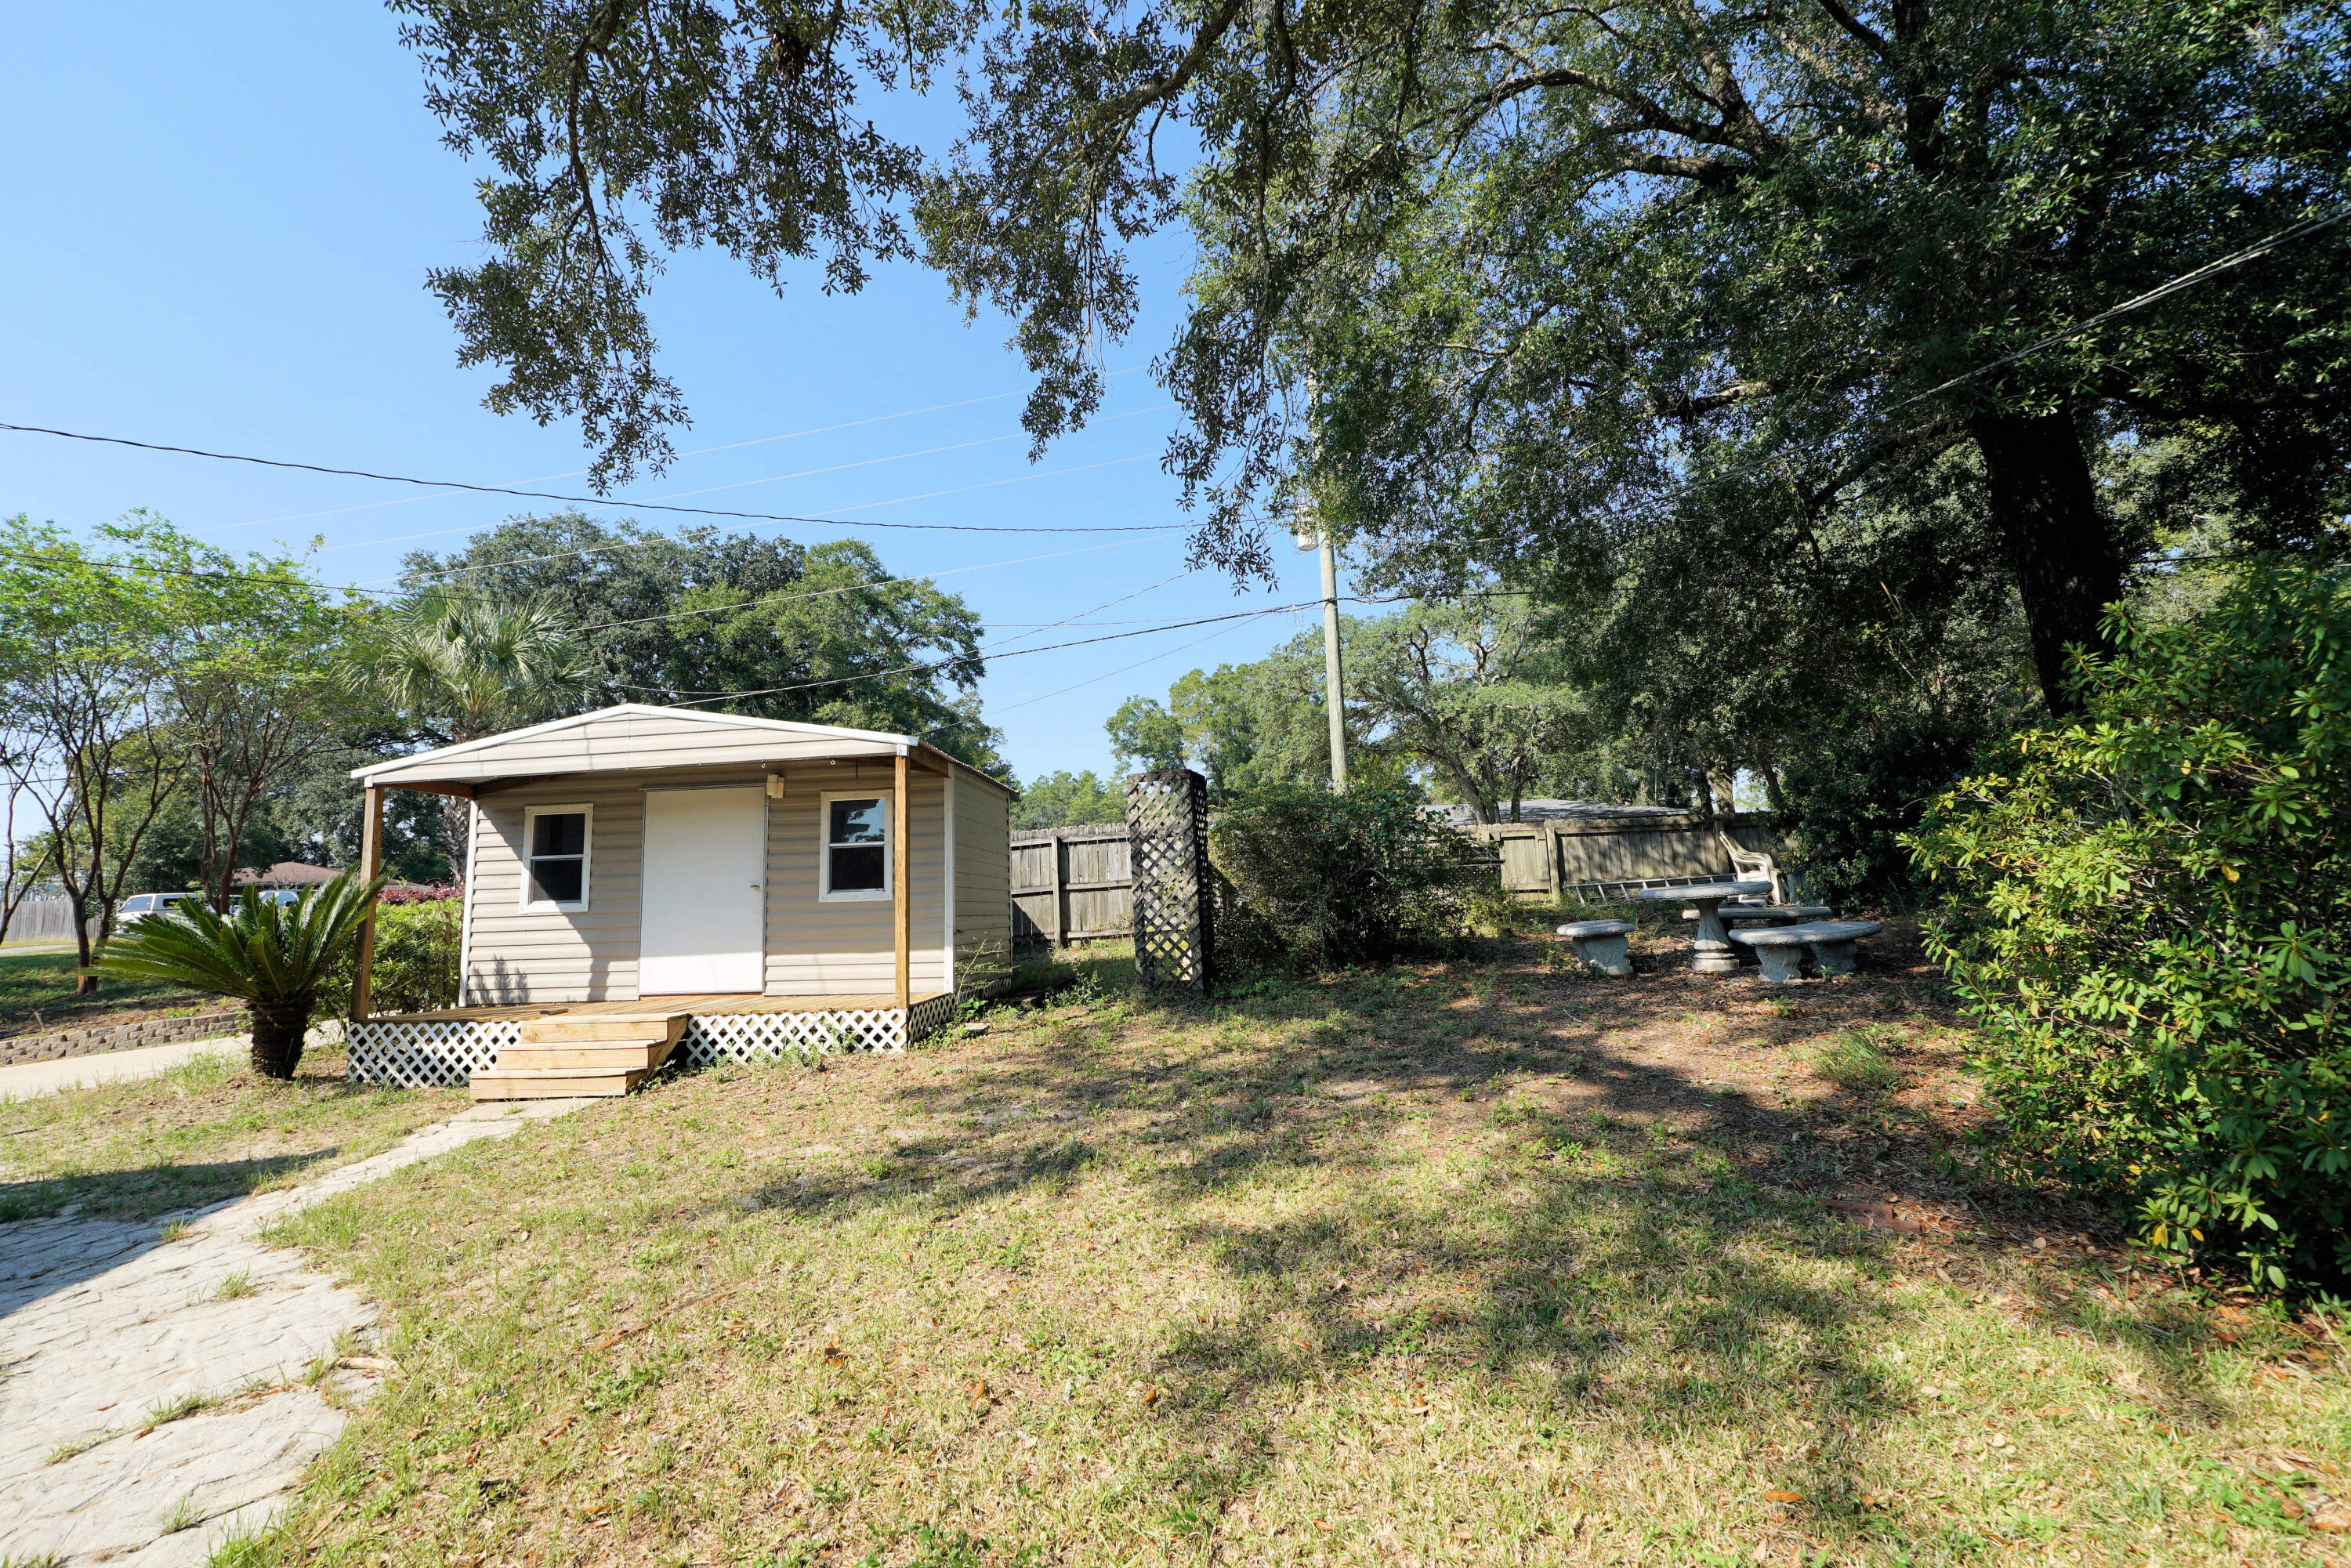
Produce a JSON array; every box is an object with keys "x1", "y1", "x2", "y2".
[
  {"x1": 1909, "y1": 562, "x2": 2350, "y2": 1293},
  {"x1": 1781, "y1": 708, "x2": 2009, "y2": 909},
  {"x1": 380, "y1": 882, "x2": 461, "y2": 906},
  {"x1": 1211, "y1": 783, "x2": 1499, "y2": 971},
  {"x1": 318, "y1": 898, "x2": 463, "y2": 1016}
]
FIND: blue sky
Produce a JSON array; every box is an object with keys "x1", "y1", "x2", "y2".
[{"x1": 0, "y1": 3, "x2": 1336, "y2": 784}]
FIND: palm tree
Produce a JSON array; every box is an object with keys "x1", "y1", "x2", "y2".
[
  {"x1": 100, "y1": 871, "x2": 385, "y2": 1079},
  {"x1": 352, "y1": 588, "x2": 591, "y2": 884}
]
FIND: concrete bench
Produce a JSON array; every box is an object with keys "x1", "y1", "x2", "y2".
[
  {"x1": 1727, "y1": 919, "x2": 1883, "y2": 983},
  {"x1": 1556, "y1": 918, "x2": 1637, "y2": 977},
  {"x1": 1681, "y1": 904, "x2": 1832, "y2": 925}
]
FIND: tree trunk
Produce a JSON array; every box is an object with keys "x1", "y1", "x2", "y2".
[
  {"x1": 67, "y1": 866, "x2": 97, "y2": 995},
  {"x1": 248, "y1": 994, "x2": 314, "y2": 1079},
  {"x1": 440, "y1": 793, "x2": 471, "y2": 890},
  {"x1": 1967, "y1": 408, "x2": 2125, "y2": 715}
]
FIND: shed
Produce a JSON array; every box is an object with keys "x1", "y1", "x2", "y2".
[{"x1": 342, "y1": 704, "x2": 1013, "y2": 1098}]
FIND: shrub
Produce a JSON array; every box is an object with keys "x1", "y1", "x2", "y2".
[
  {"x1": 1211, "y1": 783, "x2": 1499, "y2": 971},
  {"x1": 1781, "y1": 708, "x2": 2009, "y2": 909},
  {"x1": 380, "y1": 882, "x2": 461, "y2": 905},
  {"x1": 1908, "y1": 561, "x2": 2350, "y2": 1293},
  {"x1": 317, "y1": 898, "x2": 463, "y2": 1016},
  {"x1": 99, "y1": 871, "x2": 384, "y2": 1077}
]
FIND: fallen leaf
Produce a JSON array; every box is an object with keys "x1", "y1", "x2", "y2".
[
  {"x1": 1141, "y1": 1386, "x2": 1162, "y2": 1406},
  {"x1": 1766, "y1": 1490, "x2": 1803, "y2": 1504}
]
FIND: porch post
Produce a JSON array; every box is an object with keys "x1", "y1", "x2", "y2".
[
  {"x1": 893, "y1": 752, "x2": 911, "y2": 1012},
  {"x1": 350, "y1": 784, "x2": 385, "y2": 1020}
]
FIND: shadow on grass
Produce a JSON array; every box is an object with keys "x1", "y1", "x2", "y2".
[
  {"x1": 688, "y1": 946, "x2": 2228, "y2": 1559},
  {"x1": 0, "y1": 1147, "x2": 343, "y2": 1227},
  {"x1": 0, "y1": 1148, "x2": 342, "y2": 1314}
]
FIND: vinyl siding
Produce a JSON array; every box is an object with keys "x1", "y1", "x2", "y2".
[
  {"x1": 462, "y1": 772, "x2": 679, "y2": 1004},
  {"x1": 763, "y1": 759, "x2": 948, "y2": 994},
  {"x1": 953, "y1": 775, "x2": 1013, "y2": 986},
  {"x1": 457, "y1": 755, "x2": 1009, "y2": 1005}
]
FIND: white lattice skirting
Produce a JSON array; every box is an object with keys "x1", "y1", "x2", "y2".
[{"x1": 347, "y1": 994, "x2": 960, "y2": 1088}]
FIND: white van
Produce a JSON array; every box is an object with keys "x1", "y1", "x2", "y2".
[{"x1": 118, "y1": 892, "x2": 202, "y2": 925}]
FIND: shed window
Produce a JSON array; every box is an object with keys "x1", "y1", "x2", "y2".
[
  {"x1": 820, "y1": 793, "x2": 890, "y2": 900},
  {"x1": 522, "y1": 806, "x2": 592, "y2": 911}
]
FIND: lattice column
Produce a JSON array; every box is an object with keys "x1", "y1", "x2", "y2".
[{"x1": 1126, "y1": 767, "x2": 1214, "y2": 995}]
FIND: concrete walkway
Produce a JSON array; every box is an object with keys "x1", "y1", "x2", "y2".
[
  {"x1": 0, "y1": 1035, "x2": 252, "y2": 1102},
  {"x1": 0, "y1": 1098, "x2": 593, "y2": 1566}
]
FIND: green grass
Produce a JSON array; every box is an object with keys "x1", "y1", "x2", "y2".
[
  {"x1": 238, "y1": 936, "x2": 2348, "y2": 1568},
  {"x1": 0, "y1": 1045, "x2": 463, "y2": 1221},
  {"x1": 143, "y1": 1391, "x2": 213, "y2": 1429},
  {"x1": 1816, "y1": 1025, "x2": 1902, "y2": 1092},
  {"x1": 0, "y1": 945, "x2": 208, "y2": 1034},
  {"x1": 157, "y1": 1494, "x2": 205, "y2": 1535}
]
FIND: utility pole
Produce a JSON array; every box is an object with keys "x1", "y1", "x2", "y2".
[{"x1": 1295, "y1": 509, "x2": 1348, "y2": 791}]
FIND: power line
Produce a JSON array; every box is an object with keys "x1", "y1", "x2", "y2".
[
  {"x1": 648, "y1": 602, "x2": 1318, "y2": 710},
  {"x1": 196, "y1": 368, "x2": 1153, "y2": 536},
  {"x1": 630, "y1": 567, "x2": 1210, "y2": 701},
  {"x1": 1877, "y1": 205, "x2": 2350, "y2": 422},
  {"x1": 1595, "y1": 204, "x2": 2351, "y2": 520},
  {"x1": 573, "y1": 532, "x2": 1183, "y2": 633},
  {"x1": 973, "y1": 566, "x2": 1201, "y2": 661},
  {"x1": 0, "y1": 420, "x2": 1172, "y2": 534},
  {"x1": 991, "y1": 617, "x2": 1262, "y2": 714},
  {"x1": 328, "y1": 404, "x2": 1177, "y2": 559}
]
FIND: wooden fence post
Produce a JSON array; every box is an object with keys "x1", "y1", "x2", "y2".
[
  {"x1": 1126, "y1": 768, "x2": 1213, "y2": 995},
  {"x1": 1049, "y1": 826, "x2": 1067, "y2": 948}
]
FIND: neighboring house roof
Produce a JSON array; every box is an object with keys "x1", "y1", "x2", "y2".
[
  {"x1": 230, "y1": 861, "x2": 346, "y2": 886},
  {"x1": 350, "y1": 703, "x2": 1015, "y2": 795},
  {"x1": 1429, "y1": 799, "x2": 1690, "y2": 827}
]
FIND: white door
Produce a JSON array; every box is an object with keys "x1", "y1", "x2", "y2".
[{"x1": 639, "y1": 787, "x2": 767, "y2": 994}]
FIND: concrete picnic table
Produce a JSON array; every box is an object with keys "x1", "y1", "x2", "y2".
[{"x1": 1634, "y1": 880, "x2": 1772, "y2": 975}]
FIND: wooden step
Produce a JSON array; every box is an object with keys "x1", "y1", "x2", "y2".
[
  {"x1": 516, "y1": 1013, "x2": 688, "y2": 1047},
  {"x1": 468, "y1": 1066, "x2": 650, "y2": 1101},
  {"x1": 494, "y1": 1041, "x2": 672, "y2": 1072}
]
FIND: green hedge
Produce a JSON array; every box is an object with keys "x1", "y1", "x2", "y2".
[
  {"x1": 1909, "y1": 561, "x2": 2349, "y2": 1293},
  {"x1": 320, "y1": 899, "x2": 462, "y2": 1017},
  {"x1": 1212, "y1": 783, "x2": 1502, "y2": 971}
]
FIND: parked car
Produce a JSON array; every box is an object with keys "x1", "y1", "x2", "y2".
[{"x1": 118, "y1": 892, "x2": 203, "y2": 925}]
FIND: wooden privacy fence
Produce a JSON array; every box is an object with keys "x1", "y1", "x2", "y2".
[
  {"x1": 2, "y1": 895, "x2": 93, "y2": 945},
  {"x1": 1010, "y1": 824, "x2": 1134, "y2": 945},
  {"x1": 1009, "y1": 808, "x2": 1795, "y2": 946},
  {"x1": 1474, "y1": 811, "x2": 1793, "y2": 903}
]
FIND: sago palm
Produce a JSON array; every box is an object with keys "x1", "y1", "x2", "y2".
[
  {"x1": 100, "y1": 871, "x2": 385, "y2": 1079},
  {"x1": 351, "y1": 587, "x2": 591, "y2": 882}
]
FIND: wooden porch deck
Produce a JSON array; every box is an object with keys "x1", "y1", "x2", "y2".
[{"x1": 368, "y1": 991, "x2": 953, "y2": 1025}]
